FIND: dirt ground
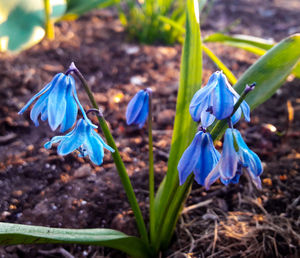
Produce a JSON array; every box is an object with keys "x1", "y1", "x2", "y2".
[{"x1": 0, "y1": 0, "x2": 300, "y2": 257}]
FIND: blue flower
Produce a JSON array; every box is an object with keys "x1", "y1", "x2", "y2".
[
  {"x1": 205, "y1": 128, "x2": 263, "y2": 189},
  {"x1": 19, "y1": 73, "x2": 96, "y2": 132},
  {"x1": 44, "y1": 118, "x2": 114, "y2": 165},
  {"x1": 126, "y1": 89, "x2": 151, "y2": 128},
  {"x1": 178, "y1": 131, "x2": 220, "y2": 185},
  {"x1": 189, "y1": 71, "x2": 250, "y2": 128}
]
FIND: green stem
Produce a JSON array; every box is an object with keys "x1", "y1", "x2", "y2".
[
  {"x1": 72, "y1": 64, "x2": 149, "y2": 244},
  {"x1": 153, "y1": 83, "x2": 255, "y2": 251},
  {"x1": 202, "y1": 44, "x2": 237, "y2": 85},
  {"x1": 210, "y1": 83, "x2": 255, "y2": 140},
  {"x1": 147, "y1": 91, "x2": 155, "y2": 243},
  {"x1": 43, "y1": 0, "x2": 54, "y2": 39}
]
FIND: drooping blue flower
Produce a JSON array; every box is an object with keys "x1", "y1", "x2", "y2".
[
  {"x1": 126, "y1": 88, "x2": 151, "y2": 128},
  {"x1": 189, "y1": 71, "x2": 250, "y2": 128},
  {"x1": 44, "y1": 118, "x2": 114, "y2": 165},
  {"x1": 178, "y1": 131, "x2": 220, "y2": 185},
  {"x1": 205, "y1": 128, "x2": 263, "y2": 189},
  {"x1": 19, "y1": 73, "x2": 96, "y2": 132}
]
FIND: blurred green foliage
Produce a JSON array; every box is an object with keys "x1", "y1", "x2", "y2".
[
  {"x1": 0, "y1": 0, "x2": 112, "y2": 52},
  {"x1": 0, "y1": 0, "x2": 66, "y2": 52},
  {"x1": 116, "y1": 0, "x2": 186, "y2": 44}
]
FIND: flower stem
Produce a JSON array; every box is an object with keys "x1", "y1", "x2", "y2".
[
  {"x1": 43, "y1": 0, "x2": 54, "y2": 39},
  {"x1": 71, "y1": 63, "x2": 149, "y2": 244},
  {"x1": 147, "y1": 90, "x2": 155, "y2": 242},
  {"x1": 210, "y1": 83, "x2": 256, "y2": 140}
]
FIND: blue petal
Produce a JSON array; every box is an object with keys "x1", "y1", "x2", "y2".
[
  {"x1": 230, "y1": 96, "x2": 250, "y2": 124},
  {"x1": 178, "y1": 131, "x2": 203, "y2": 185},
  {"x1": 126, "y1": 90, "x2": 147, "y2": 125},
  {"x1": 231, "y1": 106, "x2": 242, "y2": 125},
  {"x1": 194, "y1": 132, "x2": 220, "y2": 185},
  {"x1": 44, "y1": 135, "x2": 65, "y2": 149},
  {"x1": 57, "y1": 119, "x2": 87, "y2": 155},
  {"x1": 83, "y1": 132, "x2": 104, "y2": 165},
  {"x1": 91, "y1": 130, "x2": 114, "y2": 152},
  {"x1": 189, "y1": 97, "x2": 206, "y2": 122},
  {"x1": 227, "y1": 84, "x2": 251, "y2": 123},
  {"x1": 47, "y1": 73, "x2": 67, "y2": 131},
  {"x1": 219, "y1": 128, "x2": 239, "y2": 180},
  {"x1": 243, "y1": 151, "x2": 263, "y2": 177},
  {"x1": 135, "y1": 93, "x2": 149, "y2": 128},
  {"x1": 45, "y1": 123, "x2": 79, "y2": 150},
  {"x1": 204, "y1": 164, "x2": 221, "y2": 190},
  {"x1": 189, "y1": 72, "x2": 219, "y2": 108},
  {"x1": 200, "y1": 95, "x2": 215, "y2": 128},
  {"x1": 212, "y1": 74, "x2": 234, "y2": 120},
  {"x1": 18, "y1": 76, "x2": 55, "y2": 115},
  {"x1": 240, "y1": 100, "x2": 250, "y2": 122},
  {"x1": 41, "y1": 105, "x2": 48, "y2": 121},
  {"x1": 60, "y1": 84, "x2": 78, "y2": 132},
  {"x1": 201, "y1": 111, "x2": 215, "y2": 128},
  {"x1": 30, "y1": 89, "x2": 51, "y2": 126},
  {"x1": 234, "y1": 129, "x2": 263, "y2": 177},
  {"x1": 220, "y1": 173, "x2": 241, "y2": 185},
  {"x1": 250, "y1": 176, "x2": 262, "y2": 189},
  {"x1": 71, "y1": 78, "x2": 97, "y2": 129}
]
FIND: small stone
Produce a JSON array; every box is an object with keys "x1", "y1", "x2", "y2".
[
  {"x1": 73, "y1": 164, "x2": 92, "y2": 178},
  {"x1": 130, "y1": 75, "x2": 147, "y2": 86},
  {"x1": 12, "y1": 190, "x2": 23, "y2": 197},
  {"x1": 1, "y1": 211, "x2": 11, "y2": 220},
  {"x1": 124, "y1": 45, "x2": 140, "y2": 55}
]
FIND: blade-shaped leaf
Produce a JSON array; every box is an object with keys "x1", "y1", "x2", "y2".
[
  {"x1": 64, "y1": 0, "x2": 115, "y2": 19},
  {"x1": 202, "y1": 44, "x2": 237, "y2": 84},
  {"x1": 211, "y1": 33, "x2": 300, "y2": 140},
  {"x1": 0, "y1": 0, "x2": 66, "y2": 52},
  {"x1": 204, "y1": 32, "x2": 300, "y2": 79},
  {"x1": 292, "y1": 61, "x2": 300, "y2": 78},
  {"x1": 159, "y1": 175, "x2": 193, "y2": 250},
  {"x1": 0, "y1": 222, "x2": 151, "y2": 258},
  {"x1": 204, "y1": 33, "x2": 274, "y2": 55},
  {"x1": 234, "y1": 34, "x2": 300, "y2": 109},
  {"x1": 158, "y1": 17, "x2": 236, "y2": 83},
  {"x1": 158, "y1": 15, "x2": 185, "y2": 34},
  {"x1": 153, "y1": 0, "x2": 201, "y2": 249}
]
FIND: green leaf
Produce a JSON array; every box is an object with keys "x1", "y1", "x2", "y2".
[
  {"x1": 234, "y1": 34, "x2": 300, "y2": 109},
  {"x1": 0, "y1": 0, "x2": 66, "y2": 52},
  {"x1": 158, "y1": 175, "x2": 193, "y2": 250},
  {"x1": 64, "y1": 0, "x2": 114, "y2": 19},
  {"x1": 204, "y1": 33, "x2": 273, "y2": 55},
  {"x1": 198, "y1": 0, "x2": 207, "y2": 13},
  {"x1": 158, "y1": 17, "x2": 236, "y2": 82},
  {"x1": 292, "y1": 61, "x2": 300, "y2": 78},
  {"x1": 204, "y1": 32, "x2": 300, "y2": 79},
  {"x1": 153, "y1": 0, "x2": 201, "y2": 250},
  {"x1": 211, "y1": 34, "x2": 300, "y2": 140},
  {"x1": 158, "y1": 15, "x2": 185, "y2": 34},
  {"x1": 0, "y1": 222, "x2": 151, "y2": 258},
  {"x1": 202, "y1": 44, "x2": 237, "y2": 84}
]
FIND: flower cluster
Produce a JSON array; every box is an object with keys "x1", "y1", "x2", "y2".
[
  {"x1": 19, "y1": 66, "x2": 114, "y2": 165},
  {"x1": 178, "y1": 71, "x2": 263, "y2": 189},
  {"x1": 189, "y1": 71, "x2": 250, "y2": 127}
]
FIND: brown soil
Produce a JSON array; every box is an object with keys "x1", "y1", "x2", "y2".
[{"x1": 0, "y1": 0, "x2": 300, "y2": 257}]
